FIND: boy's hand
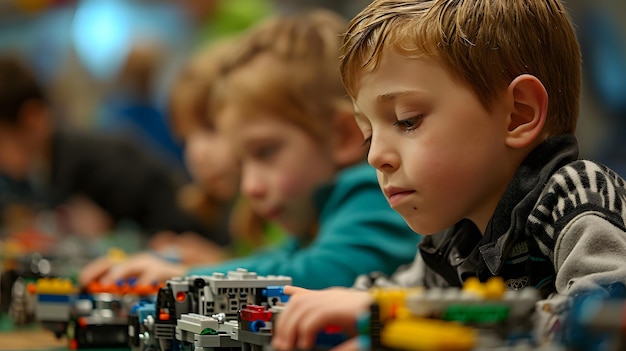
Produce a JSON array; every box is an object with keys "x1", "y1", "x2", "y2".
[
  {"x1": 79, "y1": 252, "x2": 188, "y2": 287},
  {"x1": 272, "y1": 286, "x2": 372, "y2": 351}
]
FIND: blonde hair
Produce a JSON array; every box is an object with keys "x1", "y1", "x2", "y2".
[
  {"x1": 340, "y1": 0, "x2": 581, "y2": 135},
  {"x1": 169, "y1": 37, "x2": 237, "y2": 140},
  {"x1": 213, "y1": 9, "x2": 350, "y2": 142}
]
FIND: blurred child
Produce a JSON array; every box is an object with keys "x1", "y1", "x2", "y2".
[
  {"x1": 271, "y1": 1, "x2": 626, "y2": 350},
  {"x1": 0, "y1": 54, "x2": 223, "y2": 248},
  {"x1": 148, "y1": 37, "x2": 282, "y2": 264},
  {"x1": 79, "y1": 9, "x2": 420, "y2": 289}
]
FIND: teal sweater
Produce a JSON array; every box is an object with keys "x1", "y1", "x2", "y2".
[{"x1": 188, "y1": 163, "x2": 421, "y2": 289}]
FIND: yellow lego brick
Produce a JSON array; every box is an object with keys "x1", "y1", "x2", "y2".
[
  {"x1": 462, "y1": 277, "x2": 506, "y2": 300},
  {"x1": 33, "y1": 277, "x2": 77, "y2": 295},
  {"x1": 381, "y1": 318, "x2": 476, "y2": 351}
]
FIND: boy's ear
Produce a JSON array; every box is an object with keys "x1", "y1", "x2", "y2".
[
  {"x1": 504, "y1": 74, "x2": 548, "y2": 149},
  {"x1": 331, "y1": 106, "x2": 366, "y2": 167}
]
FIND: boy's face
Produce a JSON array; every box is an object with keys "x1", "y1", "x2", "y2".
[
  {"x1": 353, "y1": 50, "x2": 513, "y2": 235},
  {"x1": 217, "y1": 105, "x2": 336, "y2": 236}
]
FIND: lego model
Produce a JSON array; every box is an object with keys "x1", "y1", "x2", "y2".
[
  {"x1": 151, "y1": 268, "x2": 291, "y2": 351},
  {"x1": 29, "y1": 277, "x2": 159, "y2": 350},
  {"x1": 36, "y1": 269, "x2": 626, "y2": 351},
  {"x1": 364, "y1": 277, "x2": 543, "y2": 351}
]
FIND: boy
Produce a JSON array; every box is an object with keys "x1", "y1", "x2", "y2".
[{"x1": 272, "y1": 0, "x2": 626, "y2": 350}]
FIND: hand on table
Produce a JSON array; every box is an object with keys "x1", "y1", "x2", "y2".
[
  {"x1": 148, "y1": 230, "x2": 229, "y2": 265},
  {"x1": 79, "y1": 251, "x2": 188, "y2": 287}
]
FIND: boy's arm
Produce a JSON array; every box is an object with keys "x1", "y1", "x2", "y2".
[
  {"x1": 554, "y1": 213, "x2": 626, "y2": 296},
  {"x1": 536, "y1": 214, "x2": 626, "y2": 344}
]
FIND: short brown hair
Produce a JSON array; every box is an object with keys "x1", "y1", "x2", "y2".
[{"x1": 341, "y1": 0, "x2": 581, "y2": 135}]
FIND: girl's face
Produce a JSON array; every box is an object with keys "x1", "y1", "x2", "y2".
[{"x1": 217, "y1": 105, "x2": 336, "y2": 236}]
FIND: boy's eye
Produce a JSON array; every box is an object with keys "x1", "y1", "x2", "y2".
[{"x1": 393, "y1": 116, "x2": 422, "y2": 131}]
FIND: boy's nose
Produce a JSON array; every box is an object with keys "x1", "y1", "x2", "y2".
[{"x1": 367, "y1": 136, "x2": 397, "y2": 172}]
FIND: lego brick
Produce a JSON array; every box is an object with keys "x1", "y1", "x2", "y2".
[
  {"x1": 177, "y1": 313, "x2": 219, "y2": 334},
  {"x1": 238, "y1": 329, "x2": 272, "y2": 346},
  {"x1": 176, "y1": 327, "x2": 195, "y2": 344},
  {"x1": 195, "y1": 333, "x2": 241, "y2": 348},
  {"x1": 35, "y1": 303, "x2": 71, "y2": 321}
]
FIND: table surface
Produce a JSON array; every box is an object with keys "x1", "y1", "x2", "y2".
[{"x1": 0, "y1": 315, "x2": 127, "y2": 351}]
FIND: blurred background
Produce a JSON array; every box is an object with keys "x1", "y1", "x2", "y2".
[
  {"x1": 0, "y1": 0, "x2": 624, "y2": 168},
  {"x1": 0, "y1": 0, "x2": 622, "y2": 171},
  {"x1": 0, "y1": 0, "x2": 371, "y2": 133},
  {"x1": 0, "y1": 0, "x2": 624, "y2": 273}
]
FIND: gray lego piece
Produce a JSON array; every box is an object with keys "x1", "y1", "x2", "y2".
[
  {"x1": 218, "y1": 319, "x2": 238, "y2": 334},
  {"x1": 177, "y1": 313, "x2": 219, "y2": 334},
  {"x1": 176, "y1": 327, "x2": 195, "y2": 344},
  {"x1": 154, "y1": 323, "x2": 175, "y2": 339},
  {"x1": 195, "y1": 333, "x2": 241, "y2": 348},
  {"x1": 205, "y1": 269, "x2": 292, "y2": 290},
  {"x1": 229, "y1": 325, "x2": 240, "y2": 341},
  {"x1": 239, "y1": 329, "x2": 273, "y2": 345},
  {"x1": 35, "y1": 303, "x2": 71, "y2": 321}
]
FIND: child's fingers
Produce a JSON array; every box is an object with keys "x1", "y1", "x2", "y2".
[
  {"x1": 137, "y1": 270, "x2": 162, "y2": 287},
  {"x1": 98, "y1": 266, "x2": 125, "y2": 285},
  {"x1": 136, "y1": 262, "x2": 186, "y2": 286},
  {"x1": 273, "y1": 294, "x2": 319, "y2": 350},
  {"x1": 79, "y1": 257, "x2": 114, "y2": 286},
  {"x1": 295, "y1": 304, "x2": 353, "y2": 350},
  {"x1": 283, "y1": 285, "x2": 310, "y2": 296},
  {"x1": 99, "y1": 260, "x2": 141, "y2": 285}
]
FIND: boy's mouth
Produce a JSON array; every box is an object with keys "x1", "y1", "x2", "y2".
[{"x1": 383, "y1": 187, "x2": 416, "y2": 206}]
